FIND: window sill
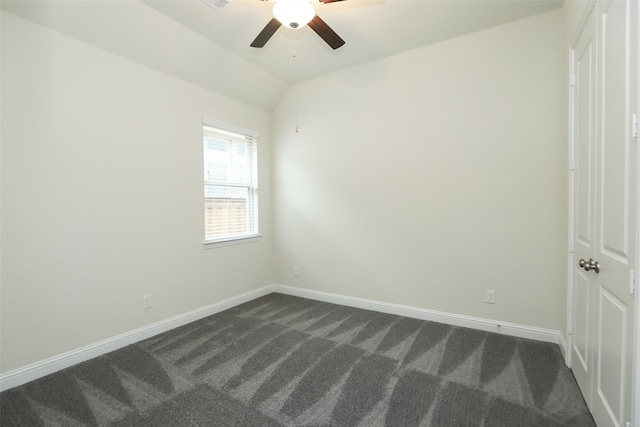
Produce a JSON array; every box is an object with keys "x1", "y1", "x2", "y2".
[{"x1": 203, "y1": 234, "x2": 262, "y2": 249}]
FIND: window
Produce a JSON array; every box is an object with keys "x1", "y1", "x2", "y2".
[{"x1": 203, "y1": 117, "x2": 259, "y2": 246}]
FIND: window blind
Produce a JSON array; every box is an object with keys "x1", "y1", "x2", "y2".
[{"x1": 203, "y1": 121, "x2": 258, "y2": 244}]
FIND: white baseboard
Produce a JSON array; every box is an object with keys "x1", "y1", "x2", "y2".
[
  {"x1": 0, "y1": 283, "x2": 566, "y2": 392},
  {"x1": 271, "y1": 284, "x2": 566, "y2": 352},
  {"x1": 0, "y1": 285, "x2": 274, "y2": 392}
]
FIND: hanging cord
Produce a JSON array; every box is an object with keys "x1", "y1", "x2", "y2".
[{"x1": 293, "y1": 49, "x2": 299, "y2": 133}]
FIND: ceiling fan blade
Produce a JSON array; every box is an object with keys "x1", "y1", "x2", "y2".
[
  {"x1": 308, "y1": 15, "x2": 345, "y2": 50},
  {"x1": 319, "y1": 0, "x2": 346, "y2": 3},
  {"x1": 250, "y1": 18, "x2": 282, "y2": 48}
]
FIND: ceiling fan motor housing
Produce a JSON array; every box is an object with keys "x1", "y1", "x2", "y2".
[{"x1": 273, "y1": 0, "x2": 315, "y2": 29}]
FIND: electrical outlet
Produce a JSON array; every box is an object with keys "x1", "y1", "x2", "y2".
[
  {"x1": 293, "y1": 266, "x2": 300, "y2": 277},
  {"x1": 485, "y1": 290, "x2": 496, "y2": 304},
  {"x1": 143, "y1": 295, "x2": 152, "y2": 309}
]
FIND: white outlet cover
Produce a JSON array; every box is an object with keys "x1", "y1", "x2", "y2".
[{"x1": 485, "y1": 290, "x2": 496, "y2": 304}]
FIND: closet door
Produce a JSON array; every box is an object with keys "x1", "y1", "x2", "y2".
[
  {"x1": 570, "y1": 1, "x2": 638, "y2": 426},
  {"x1": 590, "y1": 0, "x2": 637, "y2": 425},
  {"x1": 570, "y1": 1, "x2": 597, "y2": 406}
]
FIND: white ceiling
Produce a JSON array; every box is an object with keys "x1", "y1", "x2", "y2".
[
  {"x1": 145, "y1": 0, "x2": 562, "y2": 82},
  {"x1": 1, "y1": 0, "x2": 562, "y2": 110}
]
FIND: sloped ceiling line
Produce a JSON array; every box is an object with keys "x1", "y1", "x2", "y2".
[{"x1": 0, "y1": 0, "x2": 562, "y2": 111}]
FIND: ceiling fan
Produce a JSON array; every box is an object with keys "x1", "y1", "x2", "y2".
[{"x1": 250, "y1": 0, "x2": 346, "y2": 50}]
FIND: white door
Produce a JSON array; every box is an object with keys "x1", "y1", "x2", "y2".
[
  {"x1": 590, "y1": 0, "x2": 637, "y2": 425},
  {"x1": 570, "y1": 1, "x2": 638, "y2": 426},
  {"x1": 570, "y1": 3, "x2": 597, "y2": 405}
]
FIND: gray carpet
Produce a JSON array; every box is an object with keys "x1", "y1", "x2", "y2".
[{"x1": 0, "y1": 293, "x2": 595, "y2": 426}]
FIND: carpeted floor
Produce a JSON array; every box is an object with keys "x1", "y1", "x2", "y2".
[{"x1": 1, "y1": 293, "x2": 595, "y2": 426}]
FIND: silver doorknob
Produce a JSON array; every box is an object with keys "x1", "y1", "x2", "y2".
[{"x1": 578, "y1": 258, "x2": 600, "y2": 273}]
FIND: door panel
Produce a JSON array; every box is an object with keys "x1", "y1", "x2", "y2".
[
  {"x1": 599, "y1": 0, "x2": 631, "y2": 260},
  {"x1": 597, "y1": 288, "x2": 627, "y2": 422},
  {"x1": 575, "y1": 25, "x2": 595, "y2": 249},
  {"x1": 573, "y1": 270, "x2": 591, "y2": 372}
]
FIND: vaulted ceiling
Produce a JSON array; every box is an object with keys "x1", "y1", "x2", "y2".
[{"x1": 1, "y1": 0, "x2": 563, "y2": 111}]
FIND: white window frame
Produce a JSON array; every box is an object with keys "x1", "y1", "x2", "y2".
[{"x1": 202, "y1": 116, "x2": 260, "y2": 248}]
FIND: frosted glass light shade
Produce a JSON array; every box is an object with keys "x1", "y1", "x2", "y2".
[{"x1": 273, "y1": 0, "x2": 315, "y2": 29}]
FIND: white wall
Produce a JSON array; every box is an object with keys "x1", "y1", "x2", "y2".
[
  {"x1": 1, "y1": 6, "x2": 569, "y2": 377},
  {"x1": 0, "y1": 12, "x2": 274, "y2": 373},
  {"x1": 272, "y1": 9, "x2": 567, "y2": 331}
]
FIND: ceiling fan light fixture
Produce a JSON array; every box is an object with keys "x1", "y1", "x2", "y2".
[{"x1": 273, "y1": 0, "x2": 315, "y2": 29}]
